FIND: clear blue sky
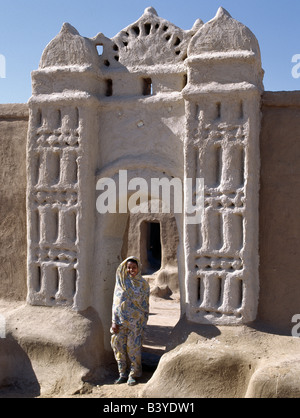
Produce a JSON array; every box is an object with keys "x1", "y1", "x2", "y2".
[{"x1": 1, "y1": 0, "x2": 300, "y2": 103}]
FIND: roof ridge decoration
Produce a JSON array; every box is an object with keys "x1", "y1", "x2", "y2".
[
  {"x1": 39, "y1": 23, "x2": 100, "y2": 69},
  {"x1": 188, "y1": 7, "x2": 261, "y2": 59},
  {"x1": 104, "y1": 7, "x2": 202, "y2": 68},
  {"x1": 39, "y1": 7, "x2": 203, "y2": 70},
  {"x1": 38, "y1": 6, "x2": 261, "y2": 71}
]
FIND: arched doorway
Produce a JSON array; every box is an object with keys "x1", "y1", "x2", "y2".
[
  {"x1": 94, "y1": 169, "x2": 185, "y2": 357},
  {"x1": 121, "y1": 205, "x2": 181, "y2": 356}
]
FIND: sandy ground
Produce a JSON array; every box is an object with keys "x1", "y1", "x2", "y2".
[
  {"x1": 2, "y1": 293, "x2": 300, "y2": 398},
  {"x1": 0, "y1": 293, "x2": 180, "y2": 398},
  {"x1": 68, "y1": 294, "x2": 181, "y2": 399}
]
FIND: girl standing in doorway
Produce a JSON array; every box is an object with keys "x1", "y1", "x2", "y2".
[{"x1": 111, "y1": 256, "x2": 150, "y2": 386}]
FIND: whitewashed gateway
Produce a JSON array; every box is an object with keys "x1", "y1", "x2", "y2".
[{"x1": 27, "y1": 7, "x2": 263, "y2": 345}]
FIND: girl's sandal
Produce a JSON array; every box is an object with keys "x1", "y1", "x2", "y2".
[
  {"x1": 114, "y1": 376, "x2": 127, "y2": 384},
  {"x1": 127, "y1": 376, "x2": 137, "y2": 386}
]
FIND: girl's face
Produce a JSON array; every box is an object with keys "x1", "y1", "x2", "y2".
[{"x1": 127, "y1": 261, "x2": 139, "y2": 278}]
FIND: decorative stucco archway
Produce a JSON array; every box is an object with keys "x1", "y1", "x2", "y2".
[{"x1": 26, "y1": 6, "x2": 263, "y2": 352}]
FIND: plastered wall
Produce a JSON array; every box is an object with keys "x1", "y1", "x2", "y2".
[
  {"x1": 25, "y1": 7, "x2": 263, "y2": 331},
  {"x1": 0, "y1": 104, "x2": 28, "y2": 301},
  {"x1": 0, "y1": 92, "x2": 299, "y2": 333},
  {"x1": 258, "y1": 92, "x2": 300, "y2": 333}
]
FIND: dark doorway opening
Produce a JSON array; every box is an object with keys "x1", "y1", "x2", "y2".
[{"x1": 141, "y1": 221, "x2": 161, "y2": 274}]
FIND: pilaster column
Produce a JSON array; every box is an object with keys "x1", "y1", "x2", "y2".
[{"x1": 183, "y1": 8, "x2": 264, "y2": 324}]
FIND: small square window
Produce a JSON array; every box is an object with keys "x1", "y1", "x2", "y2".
[
  {"x1": 105, "y1": 79, "x2": 113, "y2": 97},
  {"x1": 142, "y1": 78, "x2": 153, "y2": 96}
]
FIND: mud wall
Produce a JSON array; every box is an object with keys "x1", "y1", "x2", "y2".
[
  {"x1": 0, "y1": 92, "x2": 299, "y2": 333},
  {"x1": 258, "y1": 91, "x2": 300, "y2": 333},
  {"x1": 0, "y1": 104, "x2": 28, "y2": 301}
]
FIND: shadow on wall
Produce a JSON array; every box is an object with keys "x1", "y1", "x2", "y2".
[
  {"x1": 143, "y1": 324, "x2": 172, "y2": 357},
  {"x1": 165, "y1": 315, "x2": 221, "y2": 352},
  {"x1": 0, "y1": 305, "x2": 106, "y2": 397},
  {"x1": 0, "y1": 336, "x2": 40, "y2": 397}
]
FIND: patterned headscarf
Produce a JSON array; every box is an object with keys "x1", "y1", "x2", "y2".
[{"x1": 116, "y1": 256, "x2": 143, "y2": 290}]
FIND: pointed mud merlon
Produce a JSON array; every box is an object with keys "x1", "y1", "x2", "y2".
[
  {"x1": 215, "y1": 6, "x2": 232, "y2": 19},
  {"x1": 60, "y1": 22, "x2": 81, "y2": 36},
  {"x1": 191, "y1": 18, "x2": 204, "y2": 34},
  {"x1": 39, "y1": 21, "x2": 100, "y2": 69},
  {"x1": 144, "y1": 6, "x2": 158, "y2": 16},
  {"x1": 188, "y1": 6, "x2": 261, "y2": 57}
]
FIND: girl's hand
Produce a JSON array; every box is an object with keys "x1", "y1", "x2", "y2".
[{"x1": 112, "y1": 322, "x2": 119, "y2": 334}]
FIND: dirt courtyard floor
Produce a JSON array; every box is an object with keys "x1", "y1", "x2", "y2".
[
  {"x1": 54, "y1": 294, "x2": 181, "y2": 398},
  {"x1": 1, "y1": 292, "x2": 300, "y2": 398}
]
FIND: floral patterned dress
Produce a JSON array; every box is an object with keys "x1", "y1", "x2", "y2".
[{"x1": 111, "y1": 257, "x2": 150, "y2": 378}]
